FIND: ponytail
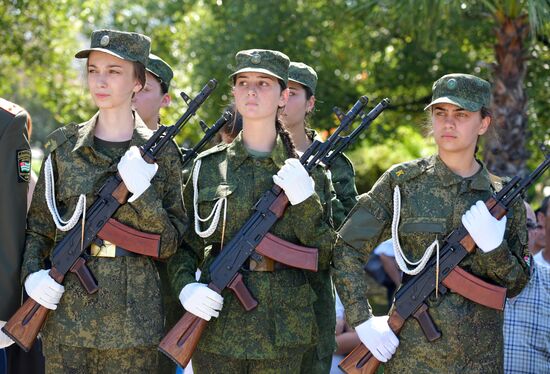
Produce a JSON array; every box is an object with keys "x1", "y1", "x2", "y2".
[{"x1": 275, "y1": 119, "x2": 298, "y2": 158}]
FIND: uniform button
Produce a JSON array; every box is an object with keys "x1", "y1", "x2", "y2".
[{"x1": 255, "y1": 160, "x2": 261, "y2": 166}]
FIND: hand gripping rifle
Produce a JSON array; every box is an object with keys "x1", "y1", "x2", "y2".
[
  {"x1": 2, "y1": 80, "x2": 222, "y2": 351},
  {"x1": 339, "y1": 153, "x2": 550, "y2": 374},
  {"x1": 159, "y1": 96, "x2": 391, "y2": 368}
]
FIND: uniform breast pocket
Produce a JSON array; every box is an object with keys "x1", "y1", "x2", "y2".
[
  {"x1": 399, "y1": 217, "x2": 448, "y2": 257},
  {"x1": 197, "y1": 184, "x2": 237, "y2": 206},
  {"x1": 56, "y1": 181, "x2": 96, "y2": 216},
  {"x1": 196, "y1": 184, "x2": 237, "y2": 230}
]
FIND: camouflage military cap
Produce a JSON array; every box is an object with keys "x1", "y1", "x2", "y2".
[
  {"x1": 289, "y1": 62, "x2": 317, "y2": 95},
  {"x1": 424, "y1": 73, "x2": 491, "y2": 112},
  {"x1": 147, "y1": 53, "x2": 173, "y2": 91},
  {"x1": 230, "y1": 49, "x2": 290, "y2": 87},
  {"x1": 75, "y1": 29, "x2": 151, "y2": 67}
]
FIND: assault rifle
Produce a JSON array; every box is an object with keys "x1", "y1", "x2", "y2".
[
  {"x1": 159, "y1": 97, "x2": 391, "y2": 367},
  {"x1": 339, "y1": 153, "x2": 550, "y2": 374},
  {"x1": 2, "y1": 80, "x2": 224, "y2": 351},
  {"x1": 181, "y1": 112, "x2": 233, "y2": 167}
]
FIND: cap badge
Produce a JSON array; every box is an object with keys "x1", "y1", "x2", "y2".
[
  {"x1": 250, "y1": 53, "x2": 261, "y2": 65},
  {"x1": 100, "y1": 35, "x2": 110, "y2": 47},
  {"x1": 447, "y1": 78, "x2": 457, "y2": 90}
]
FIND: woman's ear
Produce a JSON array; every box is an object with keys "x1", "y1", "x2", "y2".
[
  {"x1": 160, "y1": 93, "x2": 171, "y2": 108},
  {"x1": 478, "y1": 114, "x2": 491, "y2": 136},
  {"x1": 133, "y1": 80, "x2": 143, "y2": 94},
  {"x1": 306, "y1": 95, "x2": 316, "y2": 113},
  {"x1": 279, "y1": 87, "x2": 289, "y2": 107}
]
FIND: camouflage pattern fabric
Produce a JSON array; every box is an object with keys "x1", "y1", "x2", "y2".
[
  {"x1": 75, "y1": 29, "x2": 151, "y2": 66},
  {"x1": 288, "y1": 62, "x2": 317, "y2": 94},
  {"x1": 22, "y1": 111, "x2": 187, "y2": 349},
  {"x1": 168, "y1": 131, "x2": 337, "y2": 361},
  {"x1": 333, "y1": 155, "x2": 530, "y2": 373},
  {"x1": 192, "y1": 349, "x2": 302, "y2": 374},
  {"x1": 147, "y1": 53, "x2": 173, "y2": 90},
  {"x1": 299, "y1": 129, "x2": 358, "y2": 373},
  {"x1": 307, "y1": 128, "x2": 358, "y2": 228},
  {"x1": 425, "y1": 73, "x2": 491, "y2": 112},
  {"x1": 230, "y1": 49, "x2": 290, "y2": 86},
  {"x1": 42, "y1": 342, "x2": 159, "y2": 374}
]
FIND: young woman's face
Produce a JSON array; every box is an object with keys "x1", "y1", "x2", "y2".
[
  {"x1": 87, "y1": 51, "x2": 142, "y2": 110},
  {"x1": 232, "y1": 72, "x2": 288, "y2": 122},
  {"x1": 432, "y1": 103, "x2": 490, "y2": 156},
  {"x1": 132, "y1": 71, "x2": 170, "y2": 129},
  {"x1": 281, "y1": 81, "x2": 315, "y2": 130}
]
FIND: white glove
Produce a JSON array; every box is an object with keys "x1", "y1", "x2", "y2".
[
  {"x1": 117, "y1": 146, "x2": 158, "y2": 203},
  {"x1": 273, "y1": 158, "x2": 315, "y2": 205},
  {"x1": 355, "y1": 316, "x2": 399, "y2": 362},
  {"x1": 462, "y1": 200, "x2": 507, "y2": 253},
  {"x1": 25, "y1": 269, "x2": 65, "y2": 310},
  {"x1": 179, "y1": 283, "x2": 223, "y2": 321},
  {"x1": 0, "y1": 321, "x2": 14, "y2": 349}
]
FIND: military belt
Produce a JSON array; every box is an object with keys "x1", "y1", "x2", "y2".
[{"x1": 89, "y1": 241, "x2": 138, "y2": 258}]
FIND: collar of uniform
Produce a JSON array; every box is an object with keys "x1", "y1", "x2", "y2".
[
  {"x1": 468, "y1": 159, "x2": 492, "y2": 191},
  {"x1": 433, "y1": 155, "x2": 492, "y2": 190},
  {"x1": 227, "y1": 131, "x2": 288, "y2": 170},
  {"x1": 72, "y1": 111, "x2": 152, "y2": 152}
]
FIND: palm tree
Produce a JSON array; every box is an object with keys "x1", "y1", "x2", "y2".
[{"x1": 480, "y1": 0, "x2": 549, "y2": 176}]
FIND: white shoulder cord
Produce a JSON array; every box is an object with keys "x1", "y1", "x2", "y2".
[
  {"x1": 44, "y1": 154, "x2": 87, "y2": 232},
  {"x1": 193, "y1": 159, "x2": 227, "y2": 239},
  {"x1": 391, "y1": 185, "x2": 439, "y2": 278}
]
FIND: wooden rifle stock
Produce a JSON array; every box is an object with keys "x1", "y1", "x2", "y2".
[
  {"x1": 2, "y1": 299, "x2": 48, "y2": 352},
  {"x1": 158, "y1": 311, "x2": 208, "y2": 368},
  {"x1": 339, "y1": 311, "x2": 405, "y2": 374},
  {"x1": 2, "y1": 268, "x2": 64, "y2": 351},
  {"x1": 158, "y1": 283, "x2": 221, "y2": 367}
]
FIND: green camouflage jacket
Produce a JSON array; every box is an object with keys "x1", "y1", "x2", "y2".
[
  {"x1": 333, "y1": 155, "x2": 529, "y2": 373},
  {"x1": 22, "y1": 112, "x2": 187, "y2": 349},
  {"x1": 307, "y1": 128, "x2": 357, "y2": 228},
  {"x1": 304, "y1": 128, "x2": 358, "y2": 362},
  {"x1": 168, "y1": 131, "x2": 337, "y2": 359}
]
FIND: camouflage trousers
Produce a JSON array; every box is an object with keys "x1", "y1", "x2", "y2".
[
  {"x1": 43, "y1": 344, "x2": 159, "y2": 374},
  {"x1": 299, "y1": 345, "x2": 332, "y2": 374},
  {"x1": 192, "y1": 349, "x2": 303, "y2": 374}
]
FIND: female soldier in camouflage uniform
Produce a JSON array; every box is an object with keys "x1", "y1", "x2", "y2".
[
  {"x1": 21, "y1": 29, "x2": 186, "y2": 373},
  {"x1": 168, "y1": 49, "x2": 336, "y2": 373},
  {"x1": 333, "y1": 73, "x2": 529, "y2": 373},
  {"x1": 281, "y1": 61, "x2": 358, "y2": 373}
]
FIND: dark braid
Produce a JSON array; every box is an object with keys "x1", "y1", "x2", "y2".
[{"x1": 275, "y1": 119, "x2": 298, "y2": 158}]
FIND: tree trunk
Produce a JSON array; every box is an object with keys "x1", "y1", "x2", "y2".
[{"x1": 483, "y1": 14, "x2": 530, "y2": 177}]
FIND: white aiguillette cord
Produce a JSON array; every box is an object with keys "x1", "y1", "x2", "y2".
[
  {"x1": 192, "y1": 159, "x2": 227, "y2": 246},
  {"x1": 392, "y1": 185, "x2": 441, "y2": 296},
  {"x1": 44, "y1": 154, "x2": 87, "y2": 252}
]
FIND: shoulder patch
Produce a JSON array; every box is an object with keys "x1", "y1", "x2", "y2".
[
  {"x1": 388, "y1": 157, "x2": 429, "y2": 182},
  {"x1": 0, "y1": 98, "x2": 24, "y2": 116},
  {"x1": 44, "y1": 123, "x2": 78, "y2": 153},
  {"x1": 195, "y1": 142, "x2": 229, "y2": 160}
]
